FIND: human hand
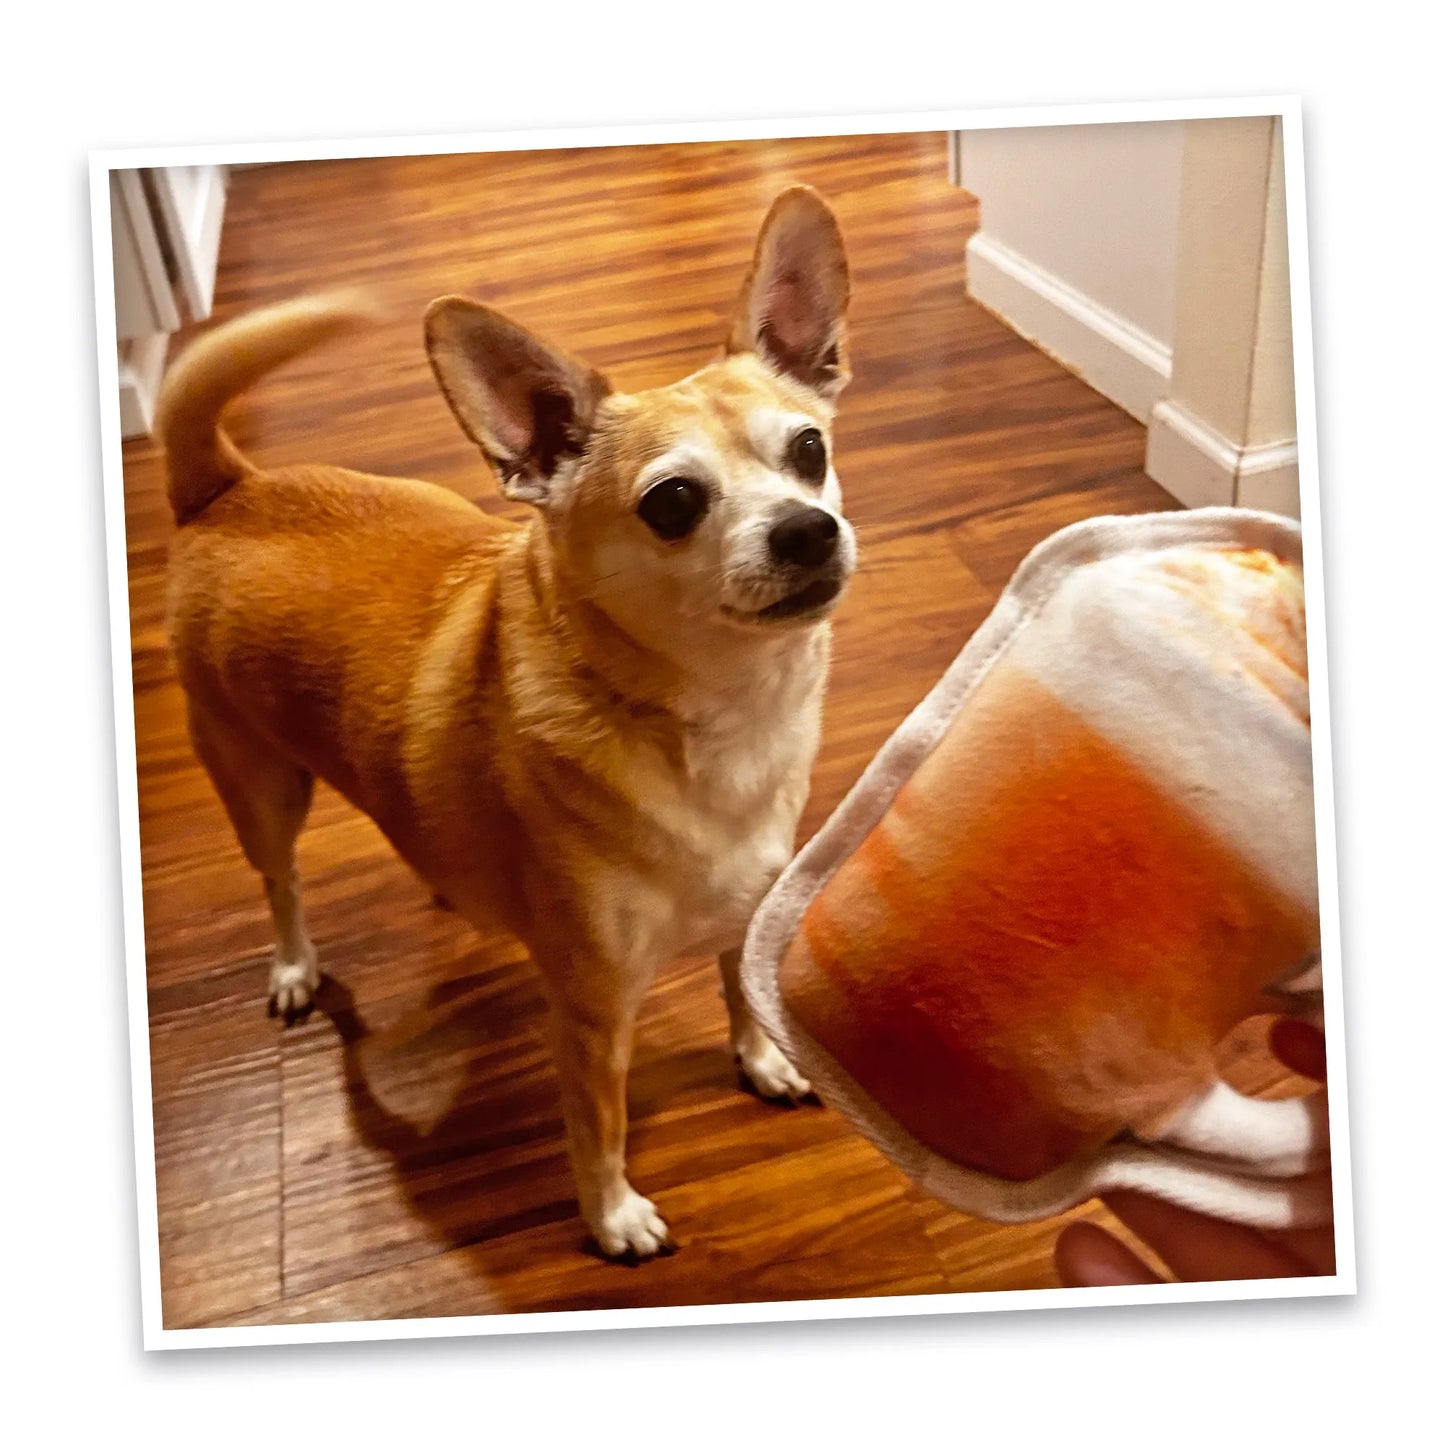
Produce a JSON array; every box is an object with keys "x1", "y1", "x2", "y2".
[{"x1": 1054, "y1": 1019, "x2": 1335, "y2": 1285}]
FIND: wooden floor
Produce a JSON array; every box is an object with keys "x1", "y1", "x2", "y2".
[{"x1": 124, "y1": 132, "x2": 1213, "y2": 1330}]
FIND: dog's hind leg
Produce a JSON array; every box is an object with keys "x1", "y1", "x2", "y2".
[{"x1": 186, "y1": 697, "x2": 318, "y2": 1021}]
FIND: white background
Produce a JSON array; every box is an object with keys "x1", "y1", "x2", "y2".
[{"x1": 4, "y1": 2, "x2": 1438, "y2": 1436}]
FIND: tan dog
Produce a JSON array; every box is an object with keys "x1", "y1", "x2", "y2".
[{"x1": 159, "y1": 187, "x2": 856, "y2": 1259}]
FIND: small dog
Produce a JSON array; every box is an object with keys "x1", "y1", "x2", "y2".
[{"x1": 159, "y1": 186, "x2": 857, "y2": 1258}]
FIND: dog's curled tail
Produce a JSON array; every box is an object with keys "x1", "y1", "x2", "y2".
[{"x1": 156, "y1": 290, "x2": 381, "y2": 524}]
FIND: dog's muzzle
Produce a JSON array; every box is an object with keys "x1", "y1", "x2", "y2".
[{"x1": 725, "y1": 504, "x2": 850, "y2": 624}]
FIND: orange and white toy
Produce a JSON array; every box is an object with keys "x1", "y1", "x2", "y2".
[{"x1": 742, "y1": 508, "x2": 1331, "y2": 1229}]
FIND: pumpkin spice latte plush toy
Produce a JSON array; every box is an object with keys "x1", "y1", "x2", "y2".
[{"x1": 742, "y1": 508, "x2": 1331, "y2": 1231}]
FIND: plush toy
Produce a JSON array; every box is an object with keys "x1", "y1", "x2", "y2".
[{"x1": 742, "y1": 508, "x2": 1330, "y2": 1229}]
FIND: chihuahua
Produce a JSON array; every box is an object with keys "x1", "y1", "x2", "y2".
[{"x1": 158, "y1": 186, "x2": 856, "y2": 1259}]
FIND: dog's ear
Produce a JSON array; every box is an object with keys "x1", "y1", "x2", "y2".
[
  {"x1": 726, "y1": 185, "x2": 851, "y2": 400},
  {"x1": 424, "y1": 297, "x2": 612, "y2": 504}
]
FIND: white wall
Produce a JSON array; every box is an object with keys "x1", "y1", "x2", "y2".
[
  {"x1": 958, "y1": 122, "x2": 1184, "y2": 354},
  {"x1": 957, "y1": 116, "x2": 1300, "y2": 517},
  {"x1": 957, "y1": 122, "x2": 1184, "y2": 425}
]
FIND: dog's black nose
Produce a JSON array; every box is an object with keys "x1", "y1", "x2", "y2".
[{"x1": 769, "y1": 507, "x2": 839, "y2": 569}]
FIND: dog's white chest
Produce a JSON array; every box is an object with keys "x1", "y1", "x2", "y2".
[
  {"x1": 628, "y1": 680, "x2": 822, "y2": 959},
  {"x1": 675, "y1": 797, "x2": 801, "y2": 954}
]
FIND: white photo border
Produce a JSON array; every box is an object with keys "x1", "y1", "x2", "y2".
[{"x1": 88, "y1": 94, "x2": 1353, "y2": 1352}]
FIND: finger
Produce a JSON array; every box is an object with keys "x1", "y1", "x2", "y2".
[
  {"x1": 1269, "y1": 1019, "x2": 1327, "y2": 1082},
  {"x1": 1268, "y1": 1223, "x2": 1338, "y2": 1276},
  {"x1": 1055, "y1": 1221, "x2": 1166, "y2": 1288},
  {"x1": 1100, "y1": 1191, "x2": 1323, "y2": 1283}
]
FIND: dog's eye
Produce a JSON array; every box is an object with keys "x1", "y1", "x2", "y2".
[
  {"x1": 637, "y1": 478, "x2": 709, "y2": 541},
  {"x1": 788, "y1": 427, "x2": 828, "y2": 485}
]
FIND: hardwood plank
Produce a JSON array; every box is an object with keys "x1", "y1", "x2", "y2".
[
  {"x1": 150, "y1": 970, "x2": 282, "y2": 1326},
  {"x1": 950, "y1": 472, "x2": 1180, "y2": 593},
  {"x1": 226, "y1": 1135, "x2": 951, "y2": 1325}
]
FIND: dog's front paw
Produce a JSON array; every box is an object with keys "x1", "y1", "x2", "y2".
[
  {"x1": 736, "y1": 1031, "x2": 814, "y2": 1103},
  {"x1": 590, "y1": 1187, "x2": 676, "y2": 1262},
  {"x1": 268, "y1": 952, "x2": 319, "y2": 1023}
]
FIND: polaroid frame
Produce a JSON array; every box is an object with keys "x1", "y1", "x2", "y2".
[{"x1": 88, "y1": 94, "x2": 1352, "y2": 1351}]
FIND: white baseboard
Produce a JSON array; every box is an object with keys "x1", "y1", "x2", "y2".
[
  {"x1": 118, "y1": 331, "x2": 170, "y2": 439},
  {"x1": 964, "y1": 231, "x2": 1172, "y2": 424},
  {"x1": 1235, "y1": 444, "x2": 1303, "y2": 517},
  {"x1": 1145, "y1": 398, "x2": 1300, "y2": 516}
]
